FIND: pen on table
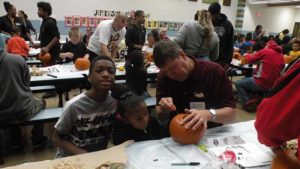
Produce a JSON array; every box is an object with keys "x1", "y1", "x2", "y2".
[
  {"x1": 171, "y1": 162, "x2": 200, "y2": 166},
  {"x1": 47, "y1": 74, "x2": 57, "y2": 78}
]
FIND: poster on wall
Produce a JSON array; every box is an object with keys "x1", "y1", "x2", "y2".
[
  {"x1": 80, "y1": 17, "x2": 88, "y2": 27},
  {"x1": 88, "y1": 17, "x2": 96, "y2": 27},
  {"x1": 65, "y1": 16, "x2": 73, "y2": 27},
  {"x1": 73, "y1": 16, "x2": 81, "y2": 27},
  {"x1": 202, "y1": 0, "x2": 218, "y2": 3},
  {"x1": 146, "y1": 20, "x2": 152, "y2": 29},
  {"x1": 152, "y1": 21, "x2": 158, "y2": 29}
]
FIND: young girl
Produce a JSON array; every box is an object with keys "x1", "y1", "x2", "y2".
[
  {"x1": 53, "y1": 55, "x2": 117, "y2": 158},
  {"x1": 6, "y1": 27, "x2": 29, "y2": 59},
  {"x1": 125, "y1": 50, "x2": 150, "y2": 99},
  {"x1": 111, "y1": 84, "x2": 163, "y2": 145},
  {"x1": 142, "y1": 32, "x2": 156, "y2": 62},
  {"x1": 289, "y1": 39, "x2": 300, "y2": 62}
]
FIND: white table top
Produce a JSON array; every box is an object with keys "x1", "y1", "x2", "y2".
[
  {"x1": 126, "y1": 120, "x2": 273, "y2": 169},
  {"x1": 30, "y1": 62, "x2": 159, "y2": 82}
]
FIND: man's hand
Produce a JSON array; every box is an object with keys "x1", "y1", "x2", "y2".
[
  {"x1": 158, "y1": 97, "x2": 176, "y2": 112},
  {"x1": 41, "y1": 47, "x2": 49, "y2": 54},
  {"x1": 181, "y1": 109, "x2": 209, "y2": 134}
]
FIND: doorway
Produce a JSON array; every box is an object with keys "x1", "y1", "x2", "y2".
[{"x1": 292, "y1": 22, "x2": 300, "y2": 38}]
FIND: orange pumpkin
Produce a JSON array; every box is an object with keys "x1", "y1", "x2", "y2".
[
  {"x1": 284, "y1": 55, "x2": 293, "y2": 64},
  {"x1": 271, "y1": 150, "x2": 300, "y2": 169},
  {"x1": 75, "y1": 58, "x2": 90, "y2": 70},
  {"x1": 146, "y1": 53, "x2": 153, "y2": 62},
  {"x1": 169, "y1": 114, "x2": 204, "y2": 145},
  {"x1": 240, "y1": 56, "x2": 248, "y2": 64},
  {"x1": 233, "y1": 52, "x2": 242, "y2": 60},
  {"x1": 38, "y1": 53, "x2": 51, "y2": 63}
]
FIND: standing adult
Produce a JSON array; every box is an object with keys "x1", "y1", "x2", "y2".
[
  {"x1": 37, "y1": 1, "x2": 60, "y2": 66},
  {"x1": 125, "y1": 10, "x2": 146, "y2": 57},
  {"x1": 209, "y1": 2, "x2": 234, "y2": 69},
  {"x1": 154, "y1": 40, "x2": 236, "y2": 135},
  {"x1": 174, "y1": 9, "x2": 219, "y2": 61},
  {"x1": 18, "y1": 10, "x2": 37, "y2": 37},
  {"x1": 252, "y1": 25, "x2": 265, "y2": 41},
  {"x1": 0, "y1": 2, "x2": 34, "y2": 44},
  {"x1": 87, "y1": 13, "x2": 127, "y2": 61}
]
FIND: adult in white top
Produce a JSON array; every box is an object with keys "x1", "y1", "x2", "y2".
[{"x1": 88, "y1": 13, "x2": 127, "y2": 61}]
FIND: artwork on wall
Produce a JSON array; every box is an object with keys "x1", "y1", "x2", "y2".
[
  {"x1": 80, "y1": 17, "x2": 88, "y2": 27},
  {"x1": 88, "y1": 17, "x2": 96, "y2": 27},
  {"x1": 202, "y1": 0, "x2": 218, "y2": 3},
  {"x1": 223, "y1": 0, "x2": 231, "y2": 6},
  {"x1": 73, "y1": 16, "x2": 81, "y2": 27},
  {"x1": 65, "y1": 16, "x2": 73, "y2": 27}
]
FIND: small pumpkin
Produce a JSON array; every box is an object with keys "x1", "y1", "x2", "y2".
[
  {"x1": 284, "y1": 55, "x2": 293, "y2": 64},
  {"x1": 38, "y1": 52, "x2": 51, "y2": 63},
  {"x1": 169, "y1": 114, "x2": 204, "y2": 145},
  {"x1": 240, "y1": 56, "x2": 248, "y2": 64},
  {"x1": 75, "y1": 58, "x2": 90, "y2": 70},
  {"x1": 271, "y1": 150, "x2": 300, "y2": 169},
  {"x1": 233, "y1": 52, "x2": 242, "y2": 60},
  {"x1": 146, "y1": 53, "x2": 153, "y2": 62}
]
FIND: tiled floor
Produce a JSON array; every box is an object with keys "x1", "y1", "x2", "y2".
[{"x1": 0, "y1": 81, "x2": 256, "y2": 168}]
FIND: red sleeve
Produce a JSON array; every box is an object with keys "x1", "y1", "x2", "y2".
[
  {"x1": 245, "y1": 50, "x2": 265, "y2": 64},
  {"x1": 255, "y1": 61, "x2": 300, "y2": 147}
]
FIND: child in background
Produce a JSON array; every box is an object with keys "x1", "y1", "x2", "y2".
[
  {"x1": 60, "y1": 27, "x2": 89, "y2": 63},
  {"x1": 111, "y1": 84, "x2": 163, "y2": 145},
  {"x1": 125, "y1": 50, "x2": 150, "y2": 99},
  {"x1": 53, "y1": 55, "x2": 117, "y2": 158},
  {"x1": 289, "y1": 39, "x2": 300, "y2": 61},
  {"x1": 6, "y1": 27, "x2": 29, "y2": 59},
  {"x1": 142, "y1": 32, "x2": 155, "y2": 62}
]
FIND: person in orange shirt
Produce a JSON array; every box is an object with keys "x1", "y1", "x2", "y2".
[
  {"x1": 289, "y1": 39, "x2": 300, "y2": 61},
  {"x1": 6, "y1": 26, "x2": 29, "y2": 59}
]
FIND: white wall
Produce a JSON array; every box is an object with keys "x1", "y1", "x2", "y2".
[
  {"x1": 295, "y1": 8, "x2": 300, "y2": 22},
  {"x1": 243, "y1": 4, "x2": 296, "y2": 34},
  {"x1": 0, "y1": 0, "x2": 237, "y2": 24}
]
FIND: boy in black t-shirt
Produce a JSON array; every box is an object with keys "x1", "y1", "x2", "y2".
[
  {"x1": 60, "y1": 27, "x2": 89, "y2": 63},
  {"x1": 37, "y1": 1, "x2": 60, "y2": 66}
]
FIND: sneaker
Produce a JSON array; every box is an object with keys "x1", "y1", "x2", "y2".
[
  {"x1": 32, "y1": 136, "x2": 48, "y2": 150},
  {"x1": 42, "y1": 91, "x2": 57, "y2": 99},
  {"x1": 242, "y1": 98, "x2": 258, "y2": 112}
]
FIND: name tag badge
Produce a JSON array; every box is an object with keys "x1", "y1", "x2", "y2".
[
  {"x1": 190, "y1": 102, "x2": 206, "y2": 110},
  {"x1": 15, "y1": 23, "x2": 21, "y2": 26}
]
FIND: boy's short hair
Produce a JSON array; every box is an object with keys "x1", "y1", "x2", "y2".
[
  {"x1": 37, "y1": 1, "x2": 52, "y2": 16},
  {"x1": 89, "y1": 55, "x2": 116, "y2": 74},
  {"x1": 134, "y1": 10, "x2": 144, "y2": 18},
  {"x1": 153, "y1": 40, "x2": 180, "y2": 68},
  {"x1": 11, "y1": 27, "x2": 21, "y2": 35},
  {"x1": 69, "y1": 27, "x2": 81, "y2": 38},
  {"x1": 208, "y1": 2, "x2": 221, "y2": 15}
]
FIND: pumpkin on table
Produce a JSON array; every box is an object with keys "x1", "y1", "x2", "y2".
[
  {"x1": 75, "y1": 58, "x2": 90, "y2": 70},
  {"x1": 271, "y1": 150, "x2": 300, "y2": 169},
  {"x1": 38, "y1": 52, "x2": 51, "y2": 63},
  {"x1": 283, "y1": 55, "x2": 293, "y2": 64},
  {"x1": 233, "y1": 52, "x2": 242, "y2": 60},
  {"x1": 169, "y1": 114, "x2": 204, "y2": 145}
]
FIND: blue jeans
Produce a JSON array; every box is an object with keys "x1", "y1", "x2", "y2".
[{"x1": 235, "y1": 77, "x2": 264, "y2": 104}]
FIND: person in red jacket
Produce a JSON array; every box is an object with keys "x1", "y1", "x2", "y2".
[
  {"x1": 235, "y1": 40, "x2": 285, "y2": 111},
  {"x1": 255, "y1": 58, "x2": 300, "y2": 154},
  {"x1": 6, "y1": 26, "x2": 29, "y2": 59}
]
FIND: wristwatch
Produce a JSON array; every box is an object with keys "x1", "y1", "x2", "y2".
[{"x1": 209, "y1": 109, "x2": 217, "y2": 121}]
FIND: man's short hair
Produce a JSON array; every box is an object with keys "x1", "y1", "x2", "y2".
[
  {"x1": 114, "y1": 13, "x2": 128, "y2": 23},
  {"x1": 37, "y1": 1, "x2": 52, "y2": 16},
  {"x1": 134, "y1": 10, "x2": 144, "y2": 18},
  {"x1": 208, "y1": 2, "x2": 221, "y2": 15},
  {"x1": 153, "y1": 40, "x2": 180, "y2": 68}
]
